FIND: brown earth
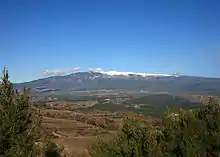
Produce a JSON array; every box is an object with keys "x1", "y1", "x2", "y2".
[
  {"x1": 35, "y1": 101, "x2": 154, "y2": 155},
  {"x1": 41, "y1": 109, "x2": 120, "y2": 155}
]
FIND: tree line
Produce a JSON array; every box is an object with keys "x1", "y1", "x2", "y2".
[{"x1": 90, "y1": 97, "x2": 220, "y2": 157}]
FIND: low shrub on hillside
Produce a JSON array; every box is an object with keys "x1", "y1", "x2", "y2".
[{"x1": 90, "y1": 97, "x2": 220, "y2": 157}]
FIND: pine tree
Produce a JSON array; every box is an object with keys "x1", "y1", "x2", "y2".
[
  {"x1": 90, "y1": 115, "x2": 163, "y2": 157},
  {"x1": 197, "y1": 97, "x2": 220, "y2": 157},
  {"x1": 161, "y1": 109, "x2": 205, "y2": 157},
  {"x1": 0, "y1": 67, "x2": 41, "y2": 157}
]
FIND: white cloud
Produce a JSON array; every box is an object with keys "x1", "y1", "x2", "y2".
[
  {"x1": 43, "y1": 67, "x2": 80, "y2": 76},
  {"x1": 88, "y1": 68, "x2": 103, "y2": 72},
  {"x1": 72, "y1": 67, "x2": 80, "y2": 71},
  {"x1": 43, "y1": 69, "x2": 66, "y2": 76},
  {"x1": 94, "y1": 68, "x2": 102, "y2": 71}
]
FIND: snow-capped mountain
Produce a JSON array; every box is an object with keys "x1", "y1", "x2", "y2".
[{"x1": 14, "y1": 71, "x2": 220, "y2": 96}]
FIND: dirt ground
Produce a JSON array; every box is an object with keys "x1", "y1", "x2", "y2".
[
  {"x1": 39, "y1": 103, "x2": 150, "y2": 155},
  {"x1": 42, "y1": 113, "x2": 117, "y2": 154}
]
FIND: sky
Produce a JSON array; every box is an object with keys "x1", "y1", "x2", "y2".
[{"x1": 0, "y1": 0, "x2": 220, "y2": 83}]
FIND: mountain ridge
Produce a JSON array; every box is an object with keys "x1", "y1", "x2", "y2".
[{"x1": 14, "y1": 72, "x2": 220, "y2": 96}]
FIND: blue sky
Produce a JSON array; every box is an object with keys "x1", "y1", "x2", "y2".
[{"x1": 0, "y1": 0, "x2": 220, "y2": 82}]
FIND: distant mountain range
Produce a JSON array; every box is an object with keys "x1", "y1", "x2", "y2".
[{"x1": 14, "y1": 72, "x2": 220, "y2": 96}]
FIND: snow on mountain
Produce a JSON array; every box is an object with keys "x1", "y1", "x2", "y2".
[
  {"x1": 14, "y1": 71, "x2": 220, "y2": 96},
  {"x1": 92, "y1": 70, "x2": 179, "y2": 77}
]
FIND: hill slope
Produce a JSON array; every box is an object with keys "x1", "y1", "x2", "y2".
[{"x1": 14, "y1": 72, "x2": 220, "y2": 95}]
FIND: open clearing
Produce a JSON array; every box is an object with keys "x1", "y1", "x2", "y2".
[{"x1": 42, "y1": 111, "x2": 117, "y2": 154}]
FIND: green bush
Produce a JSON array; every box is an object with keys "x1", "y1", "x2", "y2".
[
  {"x1": 90, "y1": 98, "x2": 220, "y2": 157},
  {"x1": 90, "y1": 115, "x2": 163, "y2": 157},
  {"x1": 43, "y1": 139, "x2": 64, "y2": 157}
]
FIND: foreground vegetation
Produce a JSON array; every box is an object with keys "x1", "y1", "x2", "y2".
[
  {"x1": 0, "y1": 68, "x2": 63, "y2": 157},
  {"x1": 91, "y1": 98, "x2": 220, "y2": 157},
  {"x1": 1, "y1": 67, "x2": 220, "y2": 157}
]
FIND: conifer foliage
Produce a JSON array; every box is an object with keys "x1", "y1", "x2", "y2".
[
  {"x1": 91, "y1": 98, "x2": 220, "y2": 157},
  {"x1": 0, "y1": 67, "x2": 41, "y2": 157}
]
